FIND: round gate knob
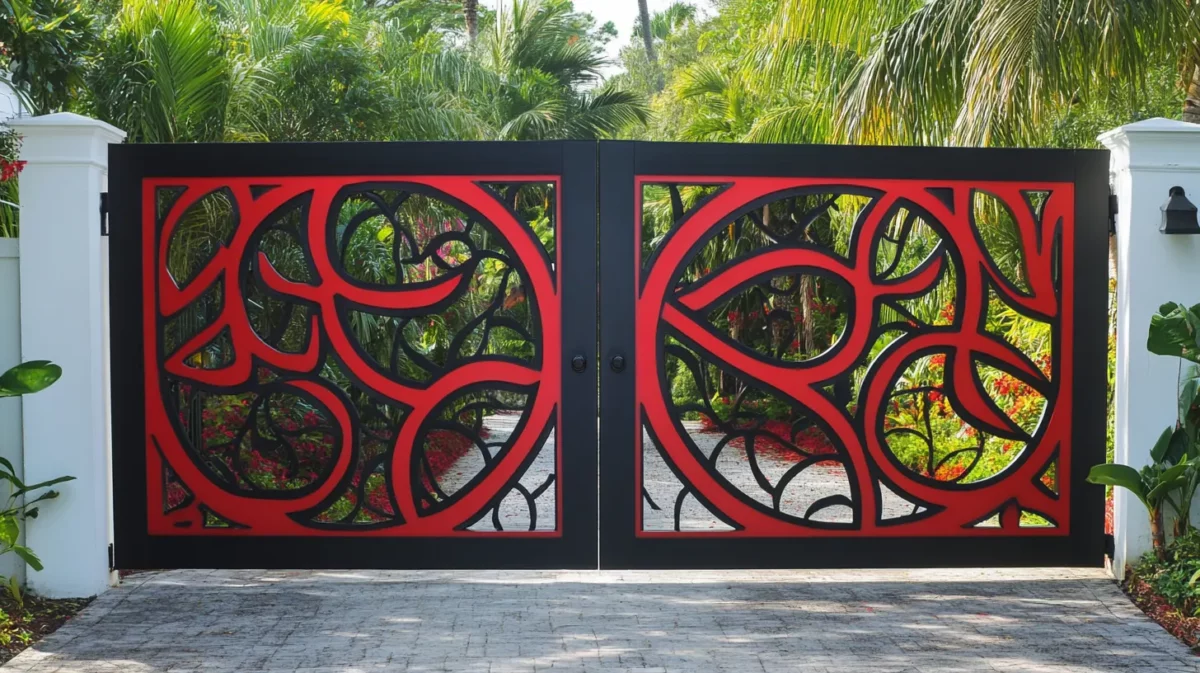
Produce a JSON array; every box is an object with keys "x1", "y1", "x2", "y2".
[
  {"x1": 610, "y1": 355, "x2": 626, "y2": 372},
  {"x1": 571, "y1": 355, "x2": 587, "y2": 373}
]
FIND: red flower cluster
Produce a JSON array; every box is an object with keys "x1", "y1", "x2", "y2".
[
  {"x1": 938, "y1": 301, "x2": 955, "y2": 324},
  {"x1": 933, "y1": 462, "x2": 967, "y2": 481},
  {"x1": 165, "y1": 474, "x2": 190, "y2": 510},
  {"x1": 184, "y1": 395, "x2": 336, "y2": 490},
  {"x1": 991, "y1": 373, "x2": 1023, "y2": 397},
  {"x1": 420, "y1": 429, "x2": 476, "y2": 491},
  {"x1": 178, "y1": 395, "x2": 492, "y2": 514},
  {"x1": 699, "y1": 416, "x2": 837, "y2": 459},
  {"x1": 0, "y1": 159, "x2": 25, "y2": 182}
]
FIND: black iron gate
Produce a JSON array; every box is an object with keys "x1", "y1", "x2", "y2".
[
  {"x1": 110, "y1": 140, "x2": 1109, "y2": 570},
  {"x1": 109, "y1": 142, "x2": 599, "y2": 569}
]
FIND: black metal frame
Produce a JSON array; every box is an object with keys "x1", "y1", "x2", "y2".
[
  {"x1": 598, "y1": 141, "x2": 1109, "y2": 569},
  {"x1": 109, "y1": 141, "x2": 599, "y2": 569},
  {"x1": 110, "y1": 139, "x2": 1109, "y2": 571}
]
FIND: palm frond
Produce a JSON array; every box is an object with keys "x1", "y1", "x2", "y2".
[
  {"x1": 565, "y1": 85, "x2": 650, "y2": 139},
  {"x1": 116, "y1": 0, "x2": 230, "y2": 143}
]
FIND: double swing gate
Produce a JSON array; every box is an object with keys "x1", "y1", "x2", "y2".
[{"x1": 109, "y1": 141, "x2": 1109, "y2": 570}]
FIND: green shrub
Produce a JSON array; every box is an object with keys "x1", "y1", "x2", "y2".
[{"x1": 1133, "y1": 530, "x2": 1200, "y2": 616}]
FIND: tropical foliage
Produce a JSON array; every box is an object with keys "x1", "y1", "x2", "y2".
[
  {"x1": 0, "y1": 129, "x2": 21, "y2": 238},
  {"x1": 1090, "y1": 302, "x2": 1200, "y2": 559},
  {"x1": 616, "y1": 0, "x2": 1192, "y2": 147},
  {"x1": 0, "y1": 361, "x2": 74, "y2": 594},
  {"x1": 1, "y1": 0, "x2": 1196, "y2": 534},
  {"x1": 85, "y1": 0, "x2": 642, "y2": 144}
]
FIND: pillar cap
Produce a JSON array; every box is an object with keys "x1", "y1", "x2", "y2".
[
  {"x1": 1099, "y1": 118, "x2": 1200, "y2": 172},
  {"x1": 7, "y1": 113, "x2": 126, "y2": 169},
  {"x1": 7, "y1": 112, "x2": 126, "y2": 142}
]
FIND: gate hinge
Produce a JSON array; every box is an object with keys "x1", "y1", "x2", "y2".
[
  {"x1": 99, "y1": 192, "x2": 109, "y2": 237},
  {"x1": 1103, "y1": 533, "x2": 1114, "y2": 560},
  {"x1": 1108, "y1": 193, "x2": 1118, "y2": 236},
  {"x1": 107, "y1": 543, "x2": 114, "y2": 570}
]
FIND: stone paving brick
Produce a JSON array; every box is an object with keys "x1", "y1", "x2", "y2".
[{"x1": 1, "y1": 568, "x2": 1197, "y2": 672}]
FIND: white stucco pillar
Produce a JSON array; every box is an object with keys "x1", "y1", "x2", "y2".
[
  {"x1": 8, "y1": 113, "x2": 125, "y2": 597},
  {"x1": 1100, "y1": 118, "x2": 1200, "y2": 577}
]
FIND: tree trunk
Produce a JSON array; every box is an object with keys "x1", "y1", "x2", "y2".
[
  {"x1": 464, "y1": 0, "x2": 479, "y2": 44},
  {"x1": 798, "y1": 275, "x2": 815, "y2": 355},
  {"x1": 1186, "y1": 64, "x2": 1200, "y2": 125},
  {"x1": 1150, "y1": 506, "x2": 1168, "y2": 561},
  {"x1": 638, "y1": 0, "x2": 664, "y2": 92}
]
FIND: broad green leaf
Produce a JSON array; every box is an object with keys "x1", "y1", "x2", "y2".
[
  {"x1": 1182, "y1": 364, "x2": 1200, "y2": 443},
  {"x1": 1185, "y1": 303, "x2": 1200, "y2": 348},
  {"x1": 1149, "y1": 303, "x2": 1200, "y2": 365},
  {"x1": 13, "y1": 546, "x2": 42, "y2": 572},
  {"x1": 1151, "y1": 426, "x2": 1176, "y2": 463},
  {"x1": 1166, "y1": 428, "x2": 1191, "y2": 465},
  {"x1": 1160, "y1": 462, "x2": 1190, "y2": 483},
  {"x1": 1148, "y1": 472, "x2": 1188, "y2": 502},
  {"x1": 0, "y1": 516, "x2": 19, "y2": 547},
  {"x1": 1087, "y1": 464, "x2": 1148, "y2": 506},
  {"x1": 0, "y1": 361, "x2": 62, "y2": 397}
]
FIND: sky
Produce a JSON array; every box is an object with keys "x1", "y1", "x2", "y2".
[{"x1": 481, "y1": 0, "x2": 712, "y2": 77}]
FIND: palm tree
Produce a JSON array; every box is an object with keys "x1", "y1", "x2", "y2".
[
  {"x1": 636, "y1": 0, "x2": 662, "y2": 91},
  {"x1": 464, "y1": 0, "x2": 479, "y2": 43},
  {"x1": 673, "y1": 62, "x2": 752, "y2": 142},
  {"x1": 77, "y1": 0, "x2": 643, "y2": 144},
  {"x1": 758, "y1": 0, "x2": 1200, "y2": 146},
  {"x1": 636, "y1": 2, "x2": 696, "y2": 43},
  {"x1": 473, "y1": 0, "x2": 649, "y2": 139},
  {"x1": 1187, "y1": 64, "x2": 1200, "y2": 124},
  {"x1": 86, "y1": 0, "x2": 233, "y2": 143}
]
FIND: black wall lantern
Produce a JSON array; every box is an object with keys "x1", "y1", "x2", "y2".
[{"x1": 1161, "y1": 186, "x2": 1200, "y2": 234}]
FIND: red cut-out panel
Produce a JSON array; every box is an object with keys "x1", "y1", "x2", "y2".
[
  {"x1": 636, "y1": 177, "x2": 1073, "y2": 538},
  {"x1": 143, "y1": 177, "x2": 562, "y2": 536}
]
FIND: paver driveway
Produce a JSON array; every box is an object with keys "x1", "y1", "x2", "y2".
[{"x1": 5, "y1": 568, "x2": 1196, "y2": 673}]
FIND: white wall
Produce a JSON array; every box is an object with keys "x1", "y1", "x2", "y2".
[
  {"x1": 0, "y1": 80, "x2": 24, "y2": 122},
  {"x1": 0, "y1": 239, "x2": 23, "y2": 586}
]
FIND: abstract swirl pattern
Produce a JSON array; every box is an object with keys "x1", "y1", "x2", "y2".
[
  {"x1": 636, "y1": 177, "x2": 1073, "y2": 537},
  {"x1": 143, "y1": 176, "x2": 562, "y2": 536}
]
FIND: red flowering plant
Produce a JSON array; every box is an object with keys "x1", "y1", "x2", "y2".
[
  {"x1": 182, "y1": 386, "x2": 489, "y2": 523},
  {"x1": 702, "y1": 393, "x2": 837, "y2": 459},
  {"x1": 0, "y1": 129, "x2": 24, "y2": 183},
  {"x1": 880, "y1": 296, "x2": 1055, "y2": 525}
]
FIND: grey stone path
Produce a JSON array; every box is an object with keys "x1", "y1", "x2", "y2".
[
  {"x1": 7, "y1": 568, "x2": 1198, "y2": 672},
  {"x1": 643, "y1": 421, "x2": 914, "y2": 531},
  {"x1": 441, "y1": 415, "x2": 902, "y2": 533}
]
